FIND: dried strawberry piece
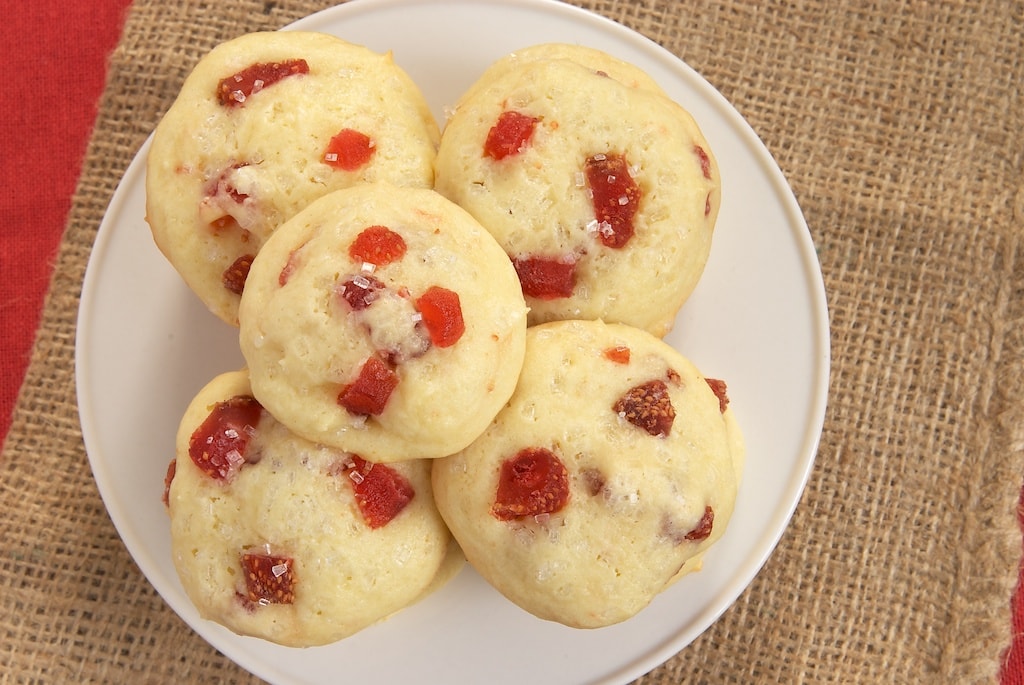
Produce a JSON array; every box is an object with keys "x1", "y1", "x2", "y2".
[
  {"x1": 585, "y1": 153, "x2": 641, "y2": 249},
  {"x1": 217, "y1": 59, "x2": 309, "y2": 107},
  {"x1": 694, "y1": 144, "x2": 712, "y2": 179},
  {"x1": 484, "y1": 111, "x2": 539, "y2": 160},
  {"x1": 705, "y1": 378, "x2": 730, "y2": 413},
  {"x1": 337, "y1": 356, "x2": 398, "y2": 416},
  {"x1": 661, "y1": 506, "x2": 715, "y2": 545},
  {"x1": 684, "y1": 506, "x2": 715, "y2": 541},
  {"x1": 348, "y1": 225, "x2": 406, "y2": 267},
  {"x1": 188, "y1": 395, "x2": 263, "y2": 480},
  {"x1": 222, "y1": 253, "x2": 254, "y2": 294},
  {"x1": 162, "y1": 459, "x2": 176, "y2": 507},
  {"x1": 491, "y1": 447, "x2": 570, "y2": 521},
  {"x1": 241, "y1": 551, "x2": 296, "y2": 605},
  {"x1": 337, "y1": 273, "x2": 386, "y2": 311},
  {"x1": 512, "y1": 254, "x2": 576, "y2": 299},
  {"x1": 323, "y1": 128, "x2": 376, "y2": 171},
  {"x1": 344, "y1": 455, "x2": 415, "y2": 529},
  {"x1": 415, "y1": 286, "x2": 465, "y2": 347},
  {"x1": 603, "y1": 346, "x2": 631, "y2": 364},
  {"x1": 613, "y1": 379, "x2": 675, "y2": 437}
]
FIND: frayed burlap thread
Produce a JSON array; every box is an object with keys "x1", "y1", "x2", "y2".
[{"x1": 2, "y1": 1, "x2": 1021, "y2": 683}]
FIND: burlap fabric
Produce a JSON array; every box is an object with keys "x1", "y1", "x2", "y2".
[{"x1": 2, "y1": 0, "x2": 1022, "y2": 682}]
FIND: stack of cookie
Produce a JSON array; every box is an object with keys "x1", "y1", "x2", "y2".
[{"x1": 148, "y1": 31, "x2": 743, "y2": 646}]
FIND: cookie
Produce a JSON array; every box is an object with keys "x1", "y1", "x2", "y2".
[
  {"x1": 434, "y1": 52, "x2": 720, "y2": 336},
  {"x1": 165, "y1": 369, "x2": 459, "y2": 646},
  {"x1": 238, "y1": 182, "x2": 529, "y2": 462},
  {"x1": 146, "y1": 31, "x2": 440, "y2": 326},
  {"x1": 431, "y1": 320, "x2": 744, "y2": 628}
]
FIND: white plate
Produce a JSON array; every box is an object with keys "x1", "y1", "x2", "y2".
[{"x1": 76, "y1": 1, "x2": 829, "y2": 683}]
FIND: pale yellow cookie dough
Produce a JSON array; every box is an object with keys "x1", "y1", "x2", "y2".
[
  {"x1": 432, "y1": 320, "x2": 744, "y2": 628},
  {"x1": 238, "y1": 182, "x2": 528, "y2": 462},
  {"x1": 147, "y1": 30, "x2": 440, "y2": 326},
  {"x1": 167, "y1": 370, "x2": 458, "y2": 647}
]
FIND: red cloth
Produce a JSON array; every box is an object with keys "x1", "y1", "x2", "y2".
[
  {"x1": 0, "y1": 0, "x2": 133, "y2": 439},
  {"x1": 0, "y1": 2, "x2": 1021, "y2": 682}
]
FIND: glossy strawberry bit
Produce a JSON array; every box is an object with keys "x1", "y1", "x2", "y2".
[
  {"x1": 613, "y1": 379, "x2": 675, "y2": 437},
  {"x1": 188, "y1": 395, "x2": 263, "y2": 480},
  {"x1": 217, "y1": 59, "x2": 309, "y2": 107},
  {"x1": 323, "y1": 128, "x2": 376, "y2": 171},
  {"x1": 222, "y1": 253, "x2": 254, "y2": 294},
  {"x1": 705, "y1": 378, "x2": 730, "y2": 413},
  {"x1": 241, "y1": 551, "x2": 297, "y2": 605},
  {"x1": 484, "y1": 110, "x2": 539, "y2": 160},
  {"x1": 337, "y1": 273, "x2": 385, "y2": 311},
  {"x1": 337, "y1": 356, "x2": 399, "y2": 416},
  {"x1": 491, "y1": 447, "x2": 570, "y2": 521},
  {"x1": 585, "y1": 153, "x2": 641, "y2": 249},
  {"x1": 415, "y1": 286, "x2": 465, "y2": 347},
  {"x1": 511, "y1": 254, "x2": 576, "y2": 299},
  {"x1": 602, "y1": 346, "x2": 631, "y2": 365},
  {"x1": 348, "y1": 225, "x2": 406, "y2": 267},
  {"x1": 344, "y1": 455, "x2": 415, "y2": 529}
]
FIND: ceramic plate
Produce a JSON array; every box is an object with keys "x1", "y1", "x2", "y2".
[{"x1": 77, "y1": 1, "x2": 830, "y2": 683}]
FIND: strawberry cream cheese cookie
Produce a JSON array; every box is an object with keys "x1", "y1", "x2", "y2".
[
  {"x1": 432, "y1": 320, "x2": 744, "y2": 628},
  {"x1": 165, "y1": 369, "x2": 461, "y2": 647},
  {"x1": 146, "y1": 31, "x2": 439, "y2": 326},
  {"x1": 237, "y1": 182, "x2": 528, "y2": 462},
  {"x1": 434, "y1": 49, "x2": 720, "y2": 336}
]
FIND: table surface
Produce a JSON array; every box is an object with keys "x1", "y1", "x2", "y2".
[{"x1": 2, "y1": 1, "x2": 1021, "y2": 683}]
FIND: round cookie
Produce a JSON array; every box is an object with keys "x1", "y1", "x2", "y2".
[
  {"x1": 146, "y1": 31, "x2": 440, "y2": 326},
  {"x1": 238, "y1": 182, "x2": 529, "y2": 462},
  {"x1": 165, "y1": 369, "x2": 459, "y2": 647},
  {"x1": 434, "y1": 55, "x2": 720, "y2": 337},
  {"x1": 431, "y1": 320, "x2": 744, "y2": 628}
]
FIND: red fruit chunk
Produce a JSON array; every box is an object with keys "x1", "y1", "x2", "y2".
[
  {"x1": 694, "y1": 144, "x2": 712, "y2": 179},
  {"x1": 415, "y1": 286, "x2": 465, "y2": 348},
  {"x1": 338, "y1": 273, "x2": 385, "y2": 311},
  {"x1": 241, "y1": 551, "x2": 296, "y2": 605},
  {"x1": 188, "y1": 395, "x2": 263, "y2": 480},
  {"x1": 684, "y1": 506, "x2": 715, "y2": 541},
  {"x1": 491, "y1": 447, "x2": 570, "y2": 521},
  {"x1": 217, "y1": 59, "x2": 309, "y2": 107},
  {"x1": 222, "y1": 253, "x2": 254, "y2": 294},
  {"x1": 603, "y1": 345, "x2": 631, "y2": 365},
  {"x1": 323, "y1": 128, "x2": 376, "y2": 171},
  {"x1": 348, "y1": 225, "x2": 406, "y2": 267},
  {"x1": 344, "y1": 456, "x2": 415, "y2": 529},
  {"x1": 512, "y1": 254, "x2": 576, "y2": 299},
  {"x1": 613, "y1": 379, "x2": 675, "y2": 437},
  {"x1": 705, "y1": 378, "x2": 730, "y2": 413},
  {"x1": 585, "y1": 153, "x2": 641, "y2": 249},
  {"x1": 484, "y1": 111, "x2": 538, "y2": 160},
  {"x1": 337, "y1": 356, "x2": 399, "y2": 416}
]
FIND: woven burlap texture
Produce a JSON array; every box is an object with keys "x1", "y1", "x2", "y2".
[{"x1": 2, "y1": 0, "x2": 1022, "y2": 683}]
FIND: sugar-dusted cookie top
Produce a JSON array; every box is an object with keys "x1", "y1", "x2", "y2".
[
  {"x1": 432, "y1": 320, "x2": 744, "y2": 628},
  {"x1": 435, "y1": 53, "x2": 720, "y2": 336},
  {"x1": 238, "y1": 182, "x2": 528, "y2": 462},
  {"x1": 147, "y1": 31, "x2": 440, "y2": 326},
  {"x1": 166, "y1": 369, "x2": 460, "y2": 647}
]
